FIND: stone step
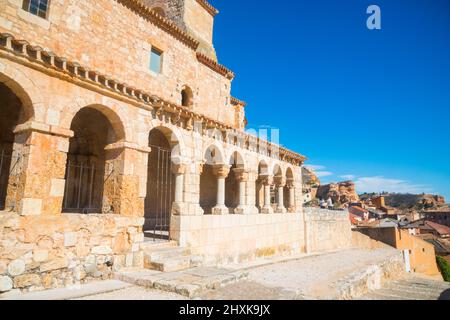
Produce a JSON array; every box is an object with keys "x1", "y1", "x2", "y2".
[
  {"x1": 146, "y1": 255, "x2": 192, "y2": 273},
  {"x1": 143, "y1": 246, "x2": 193, "y2": 272},
  {"x1": 359, "y1": 276, "x2": 450, "y2": 300},
  {"x1": 145, "y1": 247, "x2": 191, "y2": 261},
  {"x1": 388, "y1": 282, "x2": 448, "y2": 296},
  {"x1": 116, "y1": 267, "x2": 249, "y2": 298}
]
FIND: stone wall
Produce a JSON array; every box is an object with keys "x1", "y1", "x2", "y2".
[
  {"x1": 0, "y1": 212, "x2": 144, "y2": 296},
  {"x1": 304, "y1": 208, "x2": 353, "y2": 253},
  {"x1": 172, "y1": 208, "x2": 356, "y2": 265},
  {"x1": 0, "y1": 0, "x2": 232, "y2": 126},
  {"x1": 172, "y1": 213, "x2": 306, "y2": 265}
]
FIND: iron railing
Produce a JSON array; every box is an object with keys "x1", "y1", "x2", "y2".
[
  {"x1": 145, "y1": 145, "x2": 173, "y2": 241},
  {"x1": 0, "y1": 149, "x2": 22, "y2": 211},
  {"x1": 62, "y1": 160, "x2": 115, "y2": 214}
]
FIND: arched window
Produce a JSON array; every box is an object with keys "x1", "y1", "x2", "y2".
[{"x1": 181, "y1": 86, "x2": 193, "y2": 108}]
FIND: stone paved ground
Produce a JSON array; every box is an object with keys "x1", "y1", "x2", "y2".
[
  {"x1": 199, "y1": 248, "x2": 402, "y2": 300},
  {"x1": 63, "y1": 248, "x2": 405, "y2": 300}
]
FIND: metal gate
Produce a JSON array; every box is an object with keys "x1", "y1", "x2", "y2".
[
  {"x1": 145, "y1": 145, "x2": 173, "y2": 241},
  {"x1": 0, "y1": 149, "x2": 22, "y2": 211},
  {"x1": 62, "y1": 160, "x2": 115, "y2": 214}
]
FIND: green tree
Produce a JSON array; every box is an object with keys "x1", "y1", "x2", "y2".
[{"x1": 436, "y1": 256, "x2": 450, "y2": 282}]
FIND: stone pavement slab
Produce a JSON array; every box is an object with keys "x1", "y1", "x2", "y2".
[
  {"x1": 0, "y1": 280, "x2": 133, "y2": 300},
  {"x1": 116, "y1": 266, "x2": 249, "y2": 298}
]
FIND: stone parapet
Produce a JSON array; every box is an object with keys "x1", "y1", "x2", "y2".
[{"x1": 0, "y1": 212, "x2": 144, "y2": 296}]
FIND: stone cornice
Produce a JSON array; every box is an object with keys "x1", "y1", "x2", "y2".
[
  {"x1": 0, "y1": 33, "x2": 306, "y2": 166},
  {"x1": 196, "y1": 0, "x2": 219, "y2": 17},
  {"x1": 116, "y1": 0, "x2": 199, "y2": 50},
  {"x1": 196, "y1": 53, "x2": 235, "y2": 80},
  {"x1": 230, "y1": 96, "x2": 246, "y2": 108}
]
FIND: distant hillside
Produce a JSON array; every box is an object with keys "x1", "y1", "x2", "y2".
[{"x1": 360, "y1": 193, "x2": 448, "y2": 211}]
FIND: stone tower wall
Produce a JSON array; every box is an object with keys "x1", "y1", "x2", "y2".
[{"x1": 0, "y1": 0, "x2": 231, "y2": 126}]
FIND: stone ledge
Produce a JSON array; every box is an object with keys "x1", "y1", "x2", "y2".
[{"x1": 116, "y1": 267, "x2": 248, "y2": 298}]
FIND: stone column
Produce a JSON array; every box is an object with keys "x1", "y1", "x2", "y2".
[
  {"x1": 275, "y1": 177, "x2": 287, "y2": 214},
  {"x1": 171, "y1": 163, "x2": 187, "y2": 215},
  {"x1": 233, "y1": 168, "x2": 248, "y2": 214},
  {"x1": 8, "y1": 122, "x2": 73, "y2": 216},
  {"x1": 261, "y1": 175, "x2": 274, "y2": 214},
  {"x1": 212, "y1": 164, "x2": 230, "y2": 215},
  {"x1": 287, "y1": 180, "x2": 296, "y2": 213}
]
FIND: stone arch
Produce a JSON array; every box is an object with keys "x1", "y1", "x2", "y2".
[
  {"x1": 200, "y1": 143, "x2": 226, "y2": 214},
  {"x1": 203, "y1": 142, "x2": 225, "y2": 166},
  {"x1": 228, "y1": 149, "x2": 246, "y2": 168},
  {"x1": 225, "y1": 151, "x2": 246, "y2": 211},
  {"x1": 0, "y1": 71, "x2": 36, "y2": 210},
  {"x1": 60, "y1": 102, "x2": 128, "y2": 142},
  {"x1": 0, "y1": 64, "x2": 40, "y2": 123},
  {"x1": 62, "y1": 106, "x2": 124, "y2": 214},
  {"x1": 273, "y1": 164, "x2": 283, "y2": 178},
  {"x1": 144, "y1": 127, "x2": 179, "y2": 239},
  {"x1": 148, "y1": 121, "x2": 188, "y2": 163}
]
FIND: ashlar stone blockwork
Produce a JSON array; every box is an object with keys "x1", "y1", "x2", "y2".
[{"x1": 0, "y1": 1, "x2": 355, "y2": 297}]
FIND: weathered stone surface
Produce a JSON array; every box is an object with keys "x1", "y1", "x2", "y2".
[
  {"x1": 7, "y1": 260, "x2": 26, "y2": 277},
  {"x1": 0, "y1": 276, "x2": 13, "y2": 292},
  {"x1": 13, "y1": 274, "x2": 42, "y2": 289},
  {"x1": 64, "y1": 232, "x2": 78, "y2": 247},
  {"x1": 33, "y1": 249, "x2": 49, "y2": 263},
  {"x1": 40, "y1": 258, "x2": 69, "y2": 272},
  {"x1": 92, "y1": 246, "x2": 113, "y2": 255}
]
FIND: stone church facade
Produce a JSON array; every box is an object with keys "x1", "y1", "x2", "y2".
[{"x1": 0, "y1": 0, "x2": 352, "y2": 294}]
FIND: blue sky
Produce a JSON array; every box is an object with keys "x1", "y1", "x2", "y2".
[{"x1": 209, "y1": 0, "x2": 450, "y2": 200}]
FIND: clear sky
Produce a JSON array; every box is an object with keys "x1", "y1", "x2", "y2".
[{"x1": 209, "y1": 0, "x2": 450, "y2": 200}]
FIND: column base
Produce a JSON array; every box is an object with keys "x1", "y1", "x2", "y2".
[
  {"x1": 261, "y1": 206, "x2": 274, "y2": 214},
  {"x1": 212, "y1": 205, "x2": 229, "y2": 215},
  {"x1": 276, "y1": 207, "x2": 287, "y2": 214},
  {"x1": 234, "y1": 206, "x2": 252, "y2": 215},
  {"x1": 171, "y1": 202, "x2": 187, "y2": 216},
  {"x1": 287, "y1": 207, "x2": 297, "y2": 213}
]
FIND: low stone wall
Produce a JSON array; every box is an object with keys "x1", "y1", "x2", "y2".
[
  {"x1": 172, "y1": 208, "x2": 355, "y2": 265},
  {"x1": 0, "y1": 212, "x2": 144, "y2": 296},
  {"x1": 335, "y1": 250, "x2": 406, "y2": 300},
  {"x1": 304, "y1": 208, "x2": 353, "y2": 253},
  {"x1": 172, "y1": 213, "x2": 306, "y2": 265}
]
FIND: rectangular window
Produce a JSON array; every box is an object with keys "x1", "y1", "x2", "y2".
[
  {"x1": 149, "y1": 47, "x2": 162, "y2": 74},
  {"x1": 22, "y1": 0, "x2": 50, "y2": 19}
]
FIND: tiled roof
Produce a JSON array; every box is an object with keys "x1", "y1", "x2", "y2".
[
  {"x1": 196, "y1": 52, "x2": 235, "y2": 79},
  {"x1": 349, "y1": 206, "x2": 368, "y2": 214},
  {"x1": 425, "y1": 221, "x2": 450, "y2": 236}
]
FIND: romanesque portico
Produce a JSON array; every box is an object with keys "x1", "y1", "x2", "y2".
[{"x1": 0, "y1": 0, "x2": 309, "y2": 294}]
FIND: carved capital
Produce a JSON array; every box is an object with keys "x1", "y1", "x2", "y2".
[
  {"x1": 233, "y1": 168, "x2": 248, "y2": 182},
  {"x1": 172, "y1": 163, "x2": 186, "y2": 175},
  {"x1": 275, "y1": 177, "x2": 286, "y2": 188},
  {"x1": 213, "y1": 164, "x2": 231, "y2": 179},
  {"x1": 260, "y1": 175, "x2": 274, "y2": 186},
  {"x1": 286, "y1": 179, "x2": 295, "y2": 189}
]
